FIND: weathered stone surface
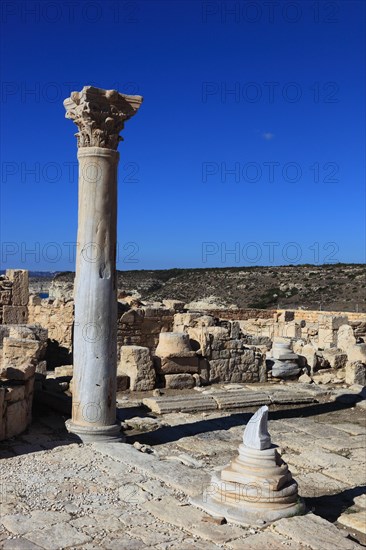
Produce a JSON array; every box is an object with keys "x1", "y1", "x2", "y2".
[
  {"x1": 271, "y1": 513, "x2": 359, "y2": 549},
  {"x1": 319, "y1": 314, "x2": 349, "y2": 331},
  {"x1": 338, "y1": 510, "x2": 366, "y2": 535},
  {"x1": 5, "y1": 399, "x2": 28, "y2": 438},
  {"x1": 347, "y1": 344, "x2": 366, "y2": 363},
  {"x1": 337, "y1": 324, "x2": 357, "y2": 352},
  {"x1": 2, "y1": 511, "x2": 71, "y2": 535},
  {"x1": 212, "y1": 390, "x2": 271, "y2": 410},
  {"x1": 165, "y1": 373, "x2": 196, "y2": 389},
  {"x1": 142, "y1": 495, "x2": 243, "y2": 544},
  {"x1": 156, "y1": 355, "x2": 199, "y2": 374},
  {"x1": 2, "y1": 337, "x2": 40, "y2": 366},
  {"x1": 155, "y1": 332, "x2": 194, "y2": 358},
  {"x1": 24, "y1": 522, "x2": 91, "y2": 550},
  {"x1": 119, "y1": 346, "x2": 155, "y2": 391},
  {"x1": 301, "y1": 343, "x2": 318, "y2": 370},
  {"x1": 209, "y1": 349, "x2": 264, "y2": 383},
  {"x1": 6, "y1": 269, "x2": 29, "y2": 305},
  {"x1": 0, "y1": 290, "x2": 12, "y2": 305},
  {"x1": 230, "y1": 531, "x2": 307, "y2": 549},
  {"x1": 93, "y1": 441, "x2": 210, "y2": 497},
  {"x1": 345, "y1": 362, "x2": 366, "y2": 385},
  {"x1": 2, "y1": 305, "x2": 28, "y2": 324},
  {"x1": 271, "y1": 361, "x2": 301, "y2": 378},
  {"x1": 322, "y1": 348, "x2": 348, "y2": 369},
  {"x1": 143, "y1": 394, "x2": 218, "y2": 414}
]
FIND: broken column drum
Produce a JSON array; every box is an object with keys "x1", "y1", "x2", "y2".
[
  {"x1": 191, "y1": 406, "x2": 305, "y2": 525},
  {"x1": 63, "y1": 86, "x2": 143, "y2": 441}
]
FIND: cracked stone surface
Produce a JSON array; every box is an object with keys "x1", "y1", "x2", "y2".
[{"x1": 0, "y1": 384, "x2": 365, "y2": 548}]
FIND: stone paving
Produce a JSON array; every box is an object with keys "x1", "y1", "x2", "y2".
[{"x1": 0, "y1": 384, "x2": 365, "y2": 549}]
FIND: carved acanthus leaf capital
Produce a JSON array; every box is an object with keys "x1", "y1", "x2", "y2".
[{"x1": 64, "y1": 86, "x2": 143, "y2": 150}]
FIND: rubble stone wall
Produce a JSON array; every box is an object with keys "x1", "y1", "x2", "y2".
[
  {"x1": 0, "y1": 270, "x2": 29, "y2": 325},
  {"x1": 0, "y1": 327, "x2": 47, "y2": 441}
]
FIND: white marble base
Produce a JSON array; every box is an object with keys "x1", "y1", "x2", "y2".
[
  {"x1": 191, "y1": 469, "x2": 305, "y2": 526},
  {"x1": 65, "y1": 419, "x2": 124, "y2": 443}
]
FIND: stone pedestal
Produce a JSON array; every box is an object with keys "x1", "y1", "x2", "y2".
[
  {"x1": 269, "y1": 341, "x2": 301, "y2": 379},
  {"x1": 154, "y1": 332, "x2": 199, "y2": 388},
  {"x1": 64, "y1": 86, "x2": 142, "y2": 442},
  {"x1": 191, "y1": 406, "x2": 305, "y2": 525}
]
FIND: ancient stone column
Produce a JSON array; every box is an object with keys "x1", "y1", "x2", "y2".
[{"x1": 63, "y1": 86, "x2": 143, "y2": 441}]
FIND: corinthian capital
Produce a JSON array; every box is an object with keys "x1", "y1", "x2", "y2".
[{"x1": 64, "y1": 86, "x2": 143, "y2": 150}]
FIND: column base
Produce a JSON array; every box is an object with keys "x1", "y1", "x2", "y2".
[{"x1": 65, "y1": 420, "x2": 125, "y2": 443}]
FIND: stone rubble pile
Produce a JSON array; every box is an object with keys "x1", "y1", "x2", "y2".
[{"x1": 0, "y1": 324, "x2": 47, "y2": 440}]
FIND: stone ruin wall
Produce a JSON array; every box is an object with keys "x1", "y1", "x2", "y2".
[
  {"x1": 0, "y1": 269, "x2": 29, "y2": 324},
  {"x1": 0, "y1": 270, "x2": 48, "y2": 441},
  {"x1": 1, "y1": 269, "x2": 366, "y2": 429}
]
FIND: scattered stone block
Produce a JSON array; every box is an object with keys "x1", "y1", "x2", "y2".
[
  {"x1": 337, "y1": 324, "x2": 357, "y2": 352},
  {"x1": 300, "y1": 343, "x2": 318, "y2": 371},
  {"x1": 119, "y1": 345, "x2": 155, "y2": 391},
  {"x1": 345, "y1": 362, "x2": 366, "y2": 386},
  {"x1": 2, "y1": 306, "x2": 28, "y2": 324},
  {"x1": 322, "y1": 348, "x2": 348, "y2": 369},
  {"x1": 347, "y1": 344, "x2": 366, "y2": 363},
  {"x1": 165, "y1": 373, "x2": 196, "y2": 389},
  {"x1": 156, "y1": 355, "x2": 199, "y2": 374}
]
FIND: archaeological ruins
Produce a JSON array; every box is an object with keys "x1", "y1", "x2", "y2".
[{"x1": 0, "y1": 87, "x2": 365, "y2": 548}]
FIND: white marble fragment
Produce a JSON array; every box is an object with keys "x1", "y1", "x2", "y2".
[{"x1": 243, "y1": 405, "x2": 271, "y2": 450}]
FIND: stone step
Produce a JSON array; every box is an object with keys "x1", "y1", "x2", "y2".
[
  {"x1": 269, "y1": 391, "x2": 317, "y2": 405},
  {"x1": 211, "y1": 391, "x2": 270, "y2": 410},
  {"x1": 143, "y1": 394, "x2": 218, "y2": 414},
  {"x1": 142, "y1": 388, "x2": 319, "y2": 414}
]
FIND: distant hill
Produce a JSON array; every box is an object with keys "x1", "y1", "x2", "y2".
[{"x1": 33, "y1": 264, "x2": 366, "y2": 312}]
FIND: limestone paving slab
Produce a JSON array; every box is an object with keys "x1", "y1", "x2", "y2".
[
  {"x1": 279, "y1": 417, "x2": 359, "y2": 440},
  {"x1": 269, "y1": 391, "x2": 317, "y2": 404},
  {"x1": 338, "y1": 510, "x2": 366, "y2": 535},
  {"x1": 1, "y1": 539, "x2": 43, "y2": 549},
  {"x1": 1, "y1": 511, "x2": 71, "y2": 536},
  {"x1": 227, "y1": 530, "x2": 309, "y2": 549},
  {"x1": 92, "y1": 441, "x2": 210, "y2": 497},
  {"x1": 330, "y1": 423, "x2": 366, "y2": 436},
  {"x1": 23, "y1": 522, "x2": 92, "y2": 550},
  {"x1": 142, "y1": 495, "x2": 245, "y2": 544},
  {"x1": 271, "y1": 513, "x2": 360, "y2": 549},
  {"x1": 295, "y1": 472, "x2": 348, "y2": 498}
]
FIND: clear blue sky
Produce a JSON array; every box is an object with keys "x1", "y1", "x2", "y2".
[{"x1": 1, "y1": 0, "x2": 365, "y2": 271}]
